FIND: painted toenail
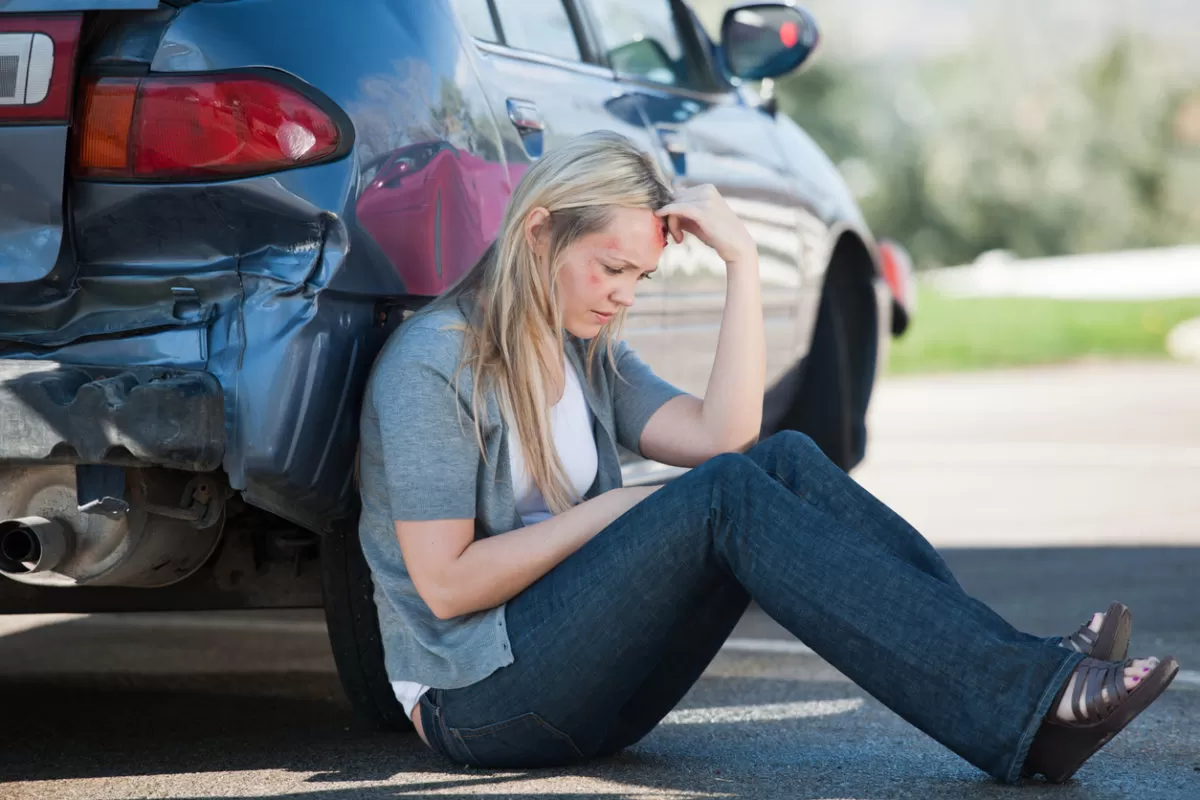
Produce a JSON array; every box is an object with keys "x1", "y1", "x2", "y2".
[
  {"x1": 1132, "y1": 676, "x2": 1140, "y2": 682},
  {"x1": 1143, "y1": 667, "x2": 1150, "y2": 672}
]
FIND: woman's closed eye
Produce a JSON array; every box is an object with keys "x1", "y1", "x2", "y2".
[{"x1": 604, "y1": 265, "x2": 653, "y2": 281}]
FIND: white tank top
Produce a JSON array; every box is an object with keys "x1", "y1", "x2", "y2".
[{"x1": 392, "y1": 354, "x2": 598, "y2": 718}]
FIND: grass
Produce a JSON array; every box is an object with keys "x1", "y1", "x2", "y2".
[{"x1": 885, "y1": 286, "x2": 1200, "y2": 375}]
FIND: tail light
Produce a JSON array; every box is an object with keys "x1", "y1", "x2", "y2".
[
  {"x1": 73, "y1": 73, "x2": 345, "y2": 180},
  {"x1": 0, "y1": 14, "x2": 82, "y2": 123},
  {"x1": 879, "y1": 238, "x2": 916, "y2": 314},
  {"x1": 879, "y1": 238, "x2": 917, "y2": 336}
]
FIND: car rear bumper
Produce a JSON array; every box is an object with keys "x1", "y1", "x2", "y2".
[{"x1": 0, "y1": 360, "x2": 224, "y2": 470}]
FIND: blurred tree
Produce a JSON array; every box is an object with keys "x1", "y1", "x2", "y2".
[{"x1": 759, "y1": 27, "x2": 1199, "y2": 268}]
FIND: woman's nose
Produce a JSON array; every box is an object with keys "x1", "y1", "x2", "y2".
[{"x1": 611, "y1": 286, "x2": 635, "y2": 307}]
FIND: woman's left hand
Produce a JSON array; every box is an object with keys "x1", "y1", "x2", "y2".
[{"x1": 657, "y1": 184, "x2": 758, "y2": 269}]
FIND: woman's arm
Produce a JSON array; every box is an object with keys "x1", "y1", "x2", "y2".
[
  {"x1": 638, "y1": 186, "x2": 766, "y2": 464},
  {"x1": 397, "y1": 484, "x2": 661, "y2": 619}
]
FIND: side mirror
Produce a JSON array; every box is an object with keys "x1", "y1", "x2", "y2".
[{"x1": 720, "y1": 3, "x2": 819, "y2": 81}]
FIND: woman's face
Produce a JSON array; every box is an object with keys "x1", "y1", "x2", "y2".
[{"x1": 532, "y1": 206, "x2": 666, "y2": 339}]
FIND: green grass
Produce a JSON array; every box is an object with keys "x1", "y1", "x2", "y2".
[{"x1": 886, "y1": 286, "x2": 1200, "y2": 375}]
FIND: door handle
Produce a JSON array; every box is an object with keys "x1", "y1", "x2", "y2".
[
  {"x1": 506, "y1": 98, "x2": 544, "y2": 136},
  {"x1": 655, "y1": 126, "x2": 687, "y2": 175},
  {"x1": 655, "y1": 126, "x2": 686, "y2": 155}
]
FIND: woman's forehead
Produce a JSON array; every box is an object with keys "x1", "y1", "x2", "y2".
[{"x1": 589, "y1": 208, "x2": 666, "y2": 259}]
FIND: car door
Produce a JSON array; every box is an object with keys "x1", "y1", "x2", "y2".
[
  {"x1": 574, "y1": 0, "x2": 811, "y2": 400},
  {"x1": 448, "y1": 0, "x2": 668, "y2": 331}
]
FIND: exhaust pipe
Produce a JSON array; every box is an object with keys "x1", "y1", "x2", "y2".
[{"x1": 0, "y1": 517, "x2": 68, "y2": 575}]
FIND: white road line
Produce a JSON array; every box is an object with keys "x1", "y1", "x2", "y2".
[
  {"x1": 0, "y1": 613, "x2": 327, "y2": 636},
  {"x1": 663, "y1": 698, "x2": 863, "y2": 725},
  {"x1": 82, "y1": 614, "x2": 330, "y2": 634},
  {"x1": 721, "y1": 637, "x2": 815, "y2": 656},
  {"x1": 1175, "y1": 669, "x2": 1200, "y2": 689},
  {"x1": 4, "y1": 619, "x2": 1197, "y2": 694},
  {"x1": 721, "y1": 641, "x2": 1200, "y2": 693},
  {"x1": 0, "y1": 613, "x2": 88, "y2": 636}
]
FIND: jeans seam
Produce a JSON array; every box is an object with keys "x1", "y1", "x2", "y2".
[
  {"x1": 456, "y1": 713, "x2": 539, "y2": 739},
  {"x1": 451, "y1": 712, "x2": 584, "y2": 764},
  {"x1": 432, "y1": 691, "x2": 476, "y2": 766},
  {"x1": 1003, "y1": 648, "x2": 1085, "y2": 784},
  {"x1": 533, "y1": 714, "x2": 585, "y2": 758}
]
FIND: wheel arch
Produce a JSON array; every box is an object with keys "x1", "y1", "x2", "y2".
[{"x1": 764, "y1": 227, "x2": 881, "y2": 471}]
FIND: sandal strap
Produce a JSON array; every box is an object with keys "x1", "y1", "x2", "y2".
[
  {"x1": 1064, "y1": 625, "x2": 1098, "y2": 654},
  {"x1": 1068, "y1": 657, "x2": 1131, "y2": 724}
]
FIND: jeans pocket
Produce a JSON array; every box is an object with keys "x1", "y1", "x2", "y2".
[{"x1": 448, "y1": 712, "x2": 584, "y2": 768}]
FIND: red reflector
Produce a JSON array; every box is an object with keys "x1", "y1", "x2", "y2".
[
  {"x1": 0, "y1": 14, "x2": 82, "y2": 123},
  {"x1": 74, "y1": 75, "x2": 341, "y2": 180},
  {"x1": 879, "y1": 239, "x2": 916, "y2": 312},
  {"x1": 779, "y1": 21, "x2": 799, "y2": 49}
]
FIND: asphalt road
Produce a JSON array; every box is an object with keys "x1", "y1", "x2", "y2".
[{"x1": 1, "y1": 360, "x2": 1198, "y2": 800}]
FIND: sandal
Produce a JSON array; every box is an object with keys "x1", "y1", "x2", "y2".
[
  {"x1": 1058, "y1": 601, "x2": 1132, "y2": 662},
  {"x1": 1022, "y1": 655, "x2": 1180, "y2": 783}
]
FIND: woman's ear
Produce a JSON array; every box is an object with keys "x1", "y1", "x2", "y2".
[{"x1": 524, "y1": 207, "x2": 551, "y2": 260}]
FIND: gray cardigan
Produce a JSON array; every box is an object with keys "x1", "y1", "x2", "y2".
[{"x1": 356, "y1": 300, "x2": 686, "y2": 690}]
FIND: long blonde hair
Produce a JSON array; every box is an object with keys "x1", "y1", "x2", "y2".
[{"x1": 415, "y1": 131, "x2": 672, "y2": 514}]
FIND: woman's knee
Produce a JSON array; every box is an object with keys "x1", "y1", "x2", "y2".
[
  {"x1": 695, "y1": 451, "x2": 761, "y2": 483},
  {"x1": 689, "y1": 452, "x2": 768, "y2": 513},
  {"x1": 748, "y1": 429, "x2": 823, "y2": 465}
]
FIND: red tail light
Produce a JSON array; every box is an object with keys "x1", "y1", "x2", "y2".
[
  {"x1": 879, "y1": 238, "x2": 916, "y2": 314},
  {"x1": 74, "y1": 73, "x2": 344, "y2": 180}
]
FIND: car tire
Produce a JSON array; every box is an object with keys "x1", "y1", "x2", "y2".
[
  {"x1": 777, "y1": 261, "x2": 877, "y2": 472},
  {"x1": 321, "y1": 509, "x2": 412, "y2": 732}
]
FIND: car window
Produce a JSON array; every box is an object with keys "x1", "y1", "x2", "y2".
[
  {"x1": 587, "y1": 0, "x2": 693, "y2": 88},
  {"x1": 490, "y1": 0, "x2": 582, "y2": 62},
  {"x1": 450, "y1": 0, "x2": 500, "y2": 43}
]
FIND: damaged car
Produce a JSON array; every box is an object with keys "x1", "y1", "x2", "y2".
[{"x1": 0, "y1": 0, "x2": 914, "y2": 728}]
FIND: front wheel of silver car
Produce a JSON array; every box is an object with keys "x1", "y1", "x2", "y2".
[{"x1": 321, "y1": 510, "x2": 412, "y2": 732}]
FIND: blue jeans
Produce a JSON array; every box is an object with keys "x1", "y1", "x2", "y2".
[{"x1": 416, "y1": 431, "x2": 1083, "y2": 783}]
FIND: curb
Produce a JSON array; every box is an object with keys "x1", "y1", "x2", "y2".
[{"x1": 1166, "y1": 317, "x2": 1200, "y2": 364}]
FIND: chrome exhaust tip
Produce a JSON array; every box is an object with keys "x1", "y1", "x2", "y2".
[{"x1": 0, "y1": 516, "x2": 68, "y2": 575}]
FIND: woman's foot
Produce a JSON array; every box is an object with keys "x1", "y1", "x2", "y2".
[
  {"x1": 1059, "y1": 602, "x2": 1131, "y2": 662},
  {"x1": 1026, "y1": 655, "x2": 1179, "y2": 782},
  {"x1": 1054, "y1": 656, "x2": 1159, "y2": 722}
]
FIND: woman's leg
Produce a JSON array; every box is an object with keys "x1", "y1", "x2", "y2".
[
  {"x1": 592, "y1": 429, "x2": 967, "y2": 756},
  {"x1": 425, "y1": 434, "x2": 1081, "y2": 783},
  {"x1": 420, "y1": 503, "x2": 752, "y2": 769},
  {"x1": 742, "y1": 430, "x2": 961, "y2": 587},
  {"x1": 592, "y1": 575, "x2": 750, "y2": 757}
]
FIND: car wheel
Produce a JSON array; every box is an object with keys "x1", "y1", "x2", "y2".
[
  {"x1": 777, "y1": 261, "x2": 877, "y2": 471},
  {"x1": 321, "y1": 510, "x2": 412, "y2": 732}
]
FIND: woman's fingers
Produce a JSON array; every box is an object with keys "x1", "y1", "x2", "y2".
[
  {"x1": 656, "y1": 203, "x2": 700, "y2": 245},
  {"x1": 667, "y1": 213, "x2": 685, "y2": 244},
  {"x1": 656, "y1": 186, "x2": 756, "y2": 265}
]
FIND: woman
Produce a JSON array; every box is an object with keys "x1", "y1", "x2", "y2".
[{"x1": 355, "y1": 131, "x2": 1178, "y2": 784}]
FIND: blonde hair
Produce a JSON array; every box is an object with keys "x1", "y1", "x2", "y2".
[{"x1": 415, "y1": 130, "x2": 672, "y2": 514}]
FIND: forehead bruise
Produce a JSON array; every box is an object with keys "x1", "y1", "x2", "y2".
[{"x1": 588, "y1": 209, "x2": 666, "y2": 265}]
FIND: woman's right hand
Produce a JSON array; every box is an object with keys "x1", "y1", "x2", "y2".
[{"x1": 656, "y1": 185, "x2": 757, "y2": 269}]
